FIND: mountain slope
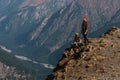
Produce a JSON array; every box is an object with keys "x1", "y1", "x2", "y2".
[
  {"x1": 0, "y1": 47, "x2": 31, "y2": 79},
  {"x1": 0, "y1": 0, "x2": 120, "y2": 72},
  {"x1": 0, "y1": 47, "x2": 53, "y2": 80},
  {"x1": 46, "y1": 27, "x2": 120, "y2": 80},
  {"x1": 107, "y1": 9, "x2": 120, "y2": 28}
]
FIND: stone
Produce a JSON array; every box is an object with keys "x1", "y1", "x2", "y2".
[
  {"x1": 99, "y1": 42, "x2": 107, "y2": 47},
  {"x1": 95, "y1": 55, "x2": 105, "y2": 61},
  {"x1": 59, "y1": 58, "x2": 69, "y2": 66}
]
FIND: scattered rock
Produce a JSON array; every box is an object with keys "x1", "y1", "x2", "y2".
[
  {"x1": 111, "y1": 44, "x2": 114, "y2": 48},
  {"x1": 95, "y1": 55, "x2": 105, "y2": 61},
  {"x1": 114, "y1": 51, "x2": 120, "y2": 57},
  {"x1": 96, "y1": 67, "x2": 106, "y2": 73},
  {"x1": 99, "y1": 42, "x2": 107, "y2": 47},
  {"x1": 59, "y1": 58, "x2": 69, "y2": 66}
]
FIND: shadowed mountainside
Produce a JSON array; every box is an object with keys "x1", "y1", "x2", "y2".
[
  {"x1": 0, "y1": 0, "x2": 120, "y2": 64},
  {"x1": 0, "y1": 47, "x2": 53, "y2": 80},
  {"x1": 46, "y1": 27, "x2": 120, "y2": 80},
  {"x1": 0, "y1": 48, "x2": 32, "y2": 80}
]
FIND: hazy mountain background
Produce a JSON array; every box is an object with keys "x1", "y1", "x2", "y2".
[{"x1": 0, "y1": 0, "x2": 120, "y2": 79}]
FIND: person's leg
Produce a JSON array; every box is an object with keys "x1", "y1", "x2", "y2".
[
  {"x1": 85, "y1": 34, "x2": 89, "y2": 43},
  {"x1": 83, "y1": 33, "x2": 89, "y2": 45},
  {"x1": 83, "y1": 33, "x2": 86, "y2": 44}
]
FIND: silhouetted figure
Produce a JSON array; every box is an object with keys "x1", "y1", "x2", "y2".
[
  {"x1": 73, "y1": 33, "x2": 81, "y2": 47},
  {"x1": 72, "y1": 33, "x2": 83, "y2": 59},
  {"x1": 81, "y1": 16, "x2": 89, "y2": 45}
]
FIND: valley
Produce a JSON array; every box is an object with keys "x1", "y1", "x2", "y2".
[{"x1": 0, "y1": 0, "x2": 120, "y2": 79}]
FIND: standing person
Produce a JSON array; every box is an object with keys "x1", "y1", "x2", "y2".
[{"x1": 81, "y1": 16, "x2": 89, "y2": 45}]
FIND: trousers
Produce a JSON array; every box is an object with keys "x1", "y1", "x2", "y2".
[{"x1": 82, "y1": 33, "x2": 89, "y2": 45}]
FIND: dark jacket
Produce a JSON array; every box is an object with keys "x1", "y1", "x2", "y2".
[{"x1": 81, "y1": 20, "x2": 88, "y2": 34}]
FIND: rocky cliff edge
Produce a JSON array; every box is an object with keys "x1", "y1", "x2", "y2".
[{"x1": 46, "y1": 27, "x2": 120, "y2": 80}]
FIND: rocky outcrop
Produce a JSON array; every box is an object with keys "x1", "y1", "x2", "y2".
[{"x1": 46, "y1": 27, "x2": 120, "y2": 80}]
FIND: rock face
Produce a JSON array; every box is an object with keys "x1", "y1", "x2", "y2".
[{"x1": 46, "y1": 27, "x2": 120, "y2": 80}]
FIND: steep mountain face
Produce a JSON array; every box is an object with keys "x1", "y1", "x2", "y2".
[
  {"x1": 107, "y1": 9, "x2": 120, "y2": 27},
  {"x1": 0, "y1": 0, "x2": 120, "y2": 66},
  {"x1": 46, "y1": 27, "x2": 120, "y2": 80},
  {"x1": 0, "y1": 0, "x2": 73, "y2": 62}
]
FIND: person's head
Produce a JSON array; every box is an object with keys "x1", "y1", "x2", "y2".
[
  {"x1": 83, "y1": 16, "x2": 87, "y2": 21},
  {"x1": 75, "y1": 33, "x2": 79, "y2": 38}
]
